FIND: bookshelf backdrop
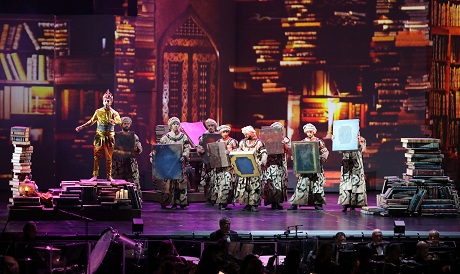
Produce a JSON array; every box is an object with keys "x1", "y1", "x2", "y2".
[{"x1": 429, "y1": 0, "x2": 460, "y2": 158}]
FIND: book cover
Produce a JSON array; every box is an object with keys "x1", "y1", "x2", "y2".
[
  {"x1": 11, "y1": 52, "x2": 27, "y2": 80},
  {"x1": 0, "y1": 52, "x2": 12, "y2": 80},
  {"x1": 0, "y1": 24, "x2": 9, "y2": 50},
  {"x1": 6, "y1": 53, "x2": 19, "y2": 80}
]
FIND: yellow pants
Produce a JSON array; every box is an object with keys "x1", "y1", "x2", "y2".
[{"x1": 93, "y1": 134, "x2": 114, "y2": 178}]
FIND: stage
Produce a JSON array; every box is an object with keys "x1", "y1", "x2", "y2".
[{"x1": 1, "y1": 191, "x2": 459, "y2": 241}]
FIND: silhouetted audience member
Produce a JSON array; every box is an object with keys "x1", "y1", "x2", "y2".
[
  {"x1": 2, "y1": 255, "x2": 20, "y2": 274},
  {"x1": 332, "y1": 231, "x2": 355, "y2": 264},
  {"x1": 152, "y1": 240, "x2": 189, "y2": 274},
  {"x1": 351, "y1": 245, "x2": 375, "y2": 274},
  {"x1": 192, "y1": 243, "x2": 222, "y2": 274},
  {"x1": 210, "y1": 217, "x2": 239, "y2": 242},
  {"x1": 383, "y1": 243, "x2": 402, "y2": 274},
  {"x1": 367, "y1": 229, "x2": 388, "y2": 261},
  {"x1": 241, "y1": 255, "x2": 264, "y2": 274},
  {"x1": 314, "y1": 241, "x2": 338, "y2": 274},
  {"x1": 214, "y1": 239, "x2": 240, "y2": 274},
  {"x1": 14, "y1": 221, "x2": 44, "y2": 274},
  {"x1": 402, "y1": 241, "x2": 433, "y2": 274},
  {"x1": 282, "y1": 247, "x2": 302, "y2": 274},
  {"x1": 239, "y1": 254, "x2": 258, "y2": 274}
]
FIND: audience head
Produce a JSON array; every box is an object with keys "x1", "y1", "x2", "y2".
[
  {"x1": 316, "y1": 241, "x2": 334, "y2": 262},
  {"x1": 335, "y1": 232, "x2": 347, "y2": 249},
  {"x1": 415, "y1": 241, "x2": 430, "y2": 260},
  {"x1": 428, "y1": 229, "x2": 440, "y2": 246},
  {"x1": 22, "y1": 221, "x2": 37, "y2": 242},
  {"x1": 385, "y1": 243, "x2": 401, "y2": 262},
  {"x1": 157, "y1": 240, "x2": 176, "y2": 258},
  {"x1": 371, "y1": 229, "x2": 383, "y2": 244},
  {"x1": 219, "y1": 217, "x2": 231, "y2": 234},
  {"x1": 241, "y1": 254, "x2": 264, "y2": 274}
]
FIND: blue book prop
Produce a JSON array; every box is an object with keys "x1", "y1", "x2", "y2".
[
  {"x1": 229, "y1": 151, "x2": 261, "y2": 177},
  {"x1": 292, "y1": 141, "x2": 321, "y2": 174},
  {"x1": 332, "y1": 119, "x2": 359, "y2": 151},
  {"x1": 152, "y1": 144, "x2": 183, "y2": 179}
]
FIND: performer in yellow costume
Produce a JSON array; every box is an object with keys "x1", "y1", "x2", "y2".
[{"x1": 75, "y1": 90, "x2": 122, "y2": 182}]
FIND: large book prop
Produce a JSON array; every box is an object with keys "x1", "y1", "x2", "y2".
[
  {"x1": 201, "y1": 133, "x2": 221, "y2": 163},
  {"x1": 292, "y1": 141, "x2": 321, "y2": 174},
  {"x1": 259, "y1": 127, "x2": 284, "y2": 155},
  {"x1": 151, "y1": 144, "x2": 183, "y2": 180},
  {"x1": 229, "y1": 151, "x2": 261, "y2": 177},
  {"x1": 332, "y1": 119, "x2": 359, "y2": 151},
  {"x1": 207, "y1": 142, "x2": 231, "y2": 168},
  {"x1": 180, "y1": 122, "x2": 206, "y2": 147},
  {"x1": 113, "y1": 131, "x2": 135, "y2": 158}
]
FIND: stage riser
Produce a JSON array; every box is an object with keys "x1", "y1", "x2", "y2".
[{"x1": 7, "y1": 207, "x2": 141, "y2": 221}]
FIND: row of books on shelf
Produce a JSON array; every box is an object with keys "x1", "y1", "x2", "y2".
[
  {"x1": 0, "y1": 85, "x2": 54, "y2": 119},
  {"x1": 0, "y1": 52, "x2": 53, "y2": 81},
  {"x1": 428, "y1": 91, "x2": 447, "y2": 116},
  {"x1": 0, "y1": 21, "x2": 69, "y2": 52},
  {"x1": 431, "y1": 1, "x2": 460, "y2": 27}
]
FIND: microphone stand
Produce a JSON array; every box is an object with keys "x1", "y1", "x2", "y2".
[
  {"x1": 57, "y1": 209, "x2": 94, "y2": 243},
  {"x1": 56, "y1": 209, "x2": 94, "y2": 274}
]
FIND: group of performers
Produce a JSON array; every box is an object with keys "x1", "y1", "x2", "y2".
[
  {"x1": 156, "y1": 115, "x2": 368, "y2": 212},
  {"x1": 75, "y1": 90, "x2": 368, "y2": 212}
]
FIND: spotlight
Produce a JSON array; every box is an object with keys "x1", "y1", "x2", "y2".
[
  {"x1": 132, "y1": 218, "x2": 144, "y2": 235},
  {"x1": 394, "y1": 220, "x2": 405, "y2": 236}
]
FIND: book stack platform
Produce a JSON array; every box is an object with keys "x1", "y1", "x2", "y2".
[
  {"x1": 377, "y1": 176, "x2": 418, "y2": 216},
  {"x1": 401, "y1": 138, "x2": 459, "y2": 217},
  {"x1": 8, "y1": 179, "x2": 141, "y2": 221},
  {"x1": 9, "y1": 126, "x2": 33, "y2": 204}
]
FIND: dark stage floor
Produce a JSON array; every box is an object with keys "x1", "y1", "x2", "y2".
[{"x1": 1, "y1": 191, "x2": 459, "y2": 241}]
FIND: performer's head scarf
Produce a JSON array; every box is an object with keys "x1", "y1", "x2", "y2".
[
  {"x1": 218, "y1": 125, "x2": 231, "y2": 133},
  {"x1": 270, "y1": 122, "x2": 284, "y2": 129},
  {"x1": 241, "y1": 126, "x2": 256, "y2": 135},
  {"x1": 205, "y1": 118, "x2": 217, "y2": 127},
  {"x1": 303, "y1": 123, "x2": 317, "y2": 134},
  {"x1": 168, "y1": 117, "x2": 180, "y2": 128},
  {"x1": 121, "y1": 117, "x2": 132, "y2": 124}
]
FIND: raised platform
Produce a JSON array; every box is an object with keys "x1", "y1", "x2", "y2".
[
  {"x1": 8, "y1": 179, "x2": 142, "y2": 221},
  {"x1": 8, "y1": 206, "x2": 141, "y2": 221}
]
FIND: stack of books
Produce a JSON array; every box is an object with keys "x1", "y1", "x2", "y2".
[
  {"x1": 9, "y1": 126, "x2": 33, "y2": 203},
  {"x1": 401, "y1": 138, "x2": 459, "y2": 216}
]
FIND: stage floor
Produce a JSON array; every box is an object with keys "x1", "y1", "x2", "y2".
[{"x1": 1, "y1": 191, "x2": 459, "y2": 241}]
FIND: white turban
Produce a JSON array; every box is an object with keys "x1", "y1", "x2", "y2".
[
  {"x1": 168, "y1": 117, "x2": 180, "y2": 128},
  {"x1": 205, "y1": 118, "x2": 217, "y2": 127},
  {"x1": 218, "y1": 125, "x2": 231, "y2": 133},
  {"x1": 303, "y1": 123, "x2": 317, "y2": 134},
  {"x1": 241, "y1": 125, "x2": 256, "y2": 135},
  {"x1": 270, "y1": 122, "x2": 283, "y2": 129},
  {"x1": 121, "y1": 116, "x2": 132, "y2": 124}
]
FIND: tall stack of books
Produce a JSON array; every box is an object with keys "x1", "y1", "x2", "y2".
[
  {"x1": 401, "y1": 138, "x2": 459, "y2": 216},
  {"x1": 9, "y1": 126, "x2": 33, "y2": 203},
  {"x1": 280, "y1": 0, "x2": 324, "y2": 66}
]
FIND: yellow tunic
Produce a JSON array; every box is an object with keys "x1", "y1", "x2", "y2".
[{"x1": 82, "y1": 107, "x2": 121, "y2": 178}]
